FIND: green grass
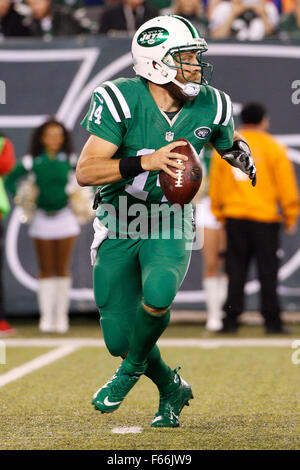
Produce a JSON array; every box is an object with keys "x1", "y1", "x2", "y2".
[
  {"x1": 0, "y1": 345, "x2": 299, "y2": 450},
  {"x1": 0, "y1": 347, "x2": 53, "y2": 374}
]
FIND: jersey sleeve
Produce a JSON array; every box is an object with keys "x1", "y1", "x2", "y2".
[
  {"x1": 81, "y1": 81, "x2": 130, "y2": 147},
  {"x1": 210, "y1": 89, "x2": 234, "y2": 150}
]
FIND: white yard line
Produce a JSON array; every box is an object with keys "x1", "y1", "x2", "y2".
[
  {"x1": 3, "y1": 338, "x2": 105, "y2": 348},
  {"x1": 0, "y1": 344, "x2": 80, "y2": 388},
  {"x1": 0, "y1": 338, "x2": 295, "y2": 389},
  {"x1": 3, "y1": 337, "x2": 295, "y2": 348}
]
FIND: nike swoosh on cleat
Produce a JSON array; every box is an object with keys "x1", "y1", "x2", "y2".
[
  {"x1": 152, "y1": 416, "x2": 163, "y2": 424},
  {"x1": 104, "y1": 397, "x2": 122, "y2": 407}
]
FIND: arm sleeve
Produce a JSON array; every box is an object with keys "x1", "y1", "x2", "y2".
[
  {"x1": 273, "y1": 145, "x2": 300, "y2": 227},
  {"x1": 81, "y1": 88, "x2": 125, "y2": 147},
  {"x1": 5, "y1": 159, "x2": 28, "y2": 196},
  {"x1": 0, "y1": 138, "x2": 16, "y2": 175}
]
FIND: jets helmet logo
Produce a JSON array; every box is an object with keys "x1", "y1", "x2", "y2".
[
  {"x1": 137, "y1": 27, "x2": 169, "y2": 47},
  {"x1": 194, "y1": 127, "x2": 211, "y2": 139}
]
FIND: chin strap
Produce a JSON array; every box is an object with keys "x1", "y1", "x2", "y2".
[
  {"x1": 154, "y1": 63, "x2": 201, "y2": 97},
  {"x1": 171, "y1": 77, "x2": 201, "y2": 97}
]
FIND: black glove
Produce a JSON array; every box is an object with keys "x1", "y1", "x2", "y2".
[{"x1": 221, "y1": 140, "x2": 257, "y2": 187}]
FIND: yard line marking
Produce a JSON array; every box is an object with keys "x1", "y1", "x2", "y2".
[
  {"x1": 0, "y1": 344, "x2": 80, "y2": 388},
  {"x1": 3, "y1": 338, "x2": 296, "y2": 348},
  {"x1": 3, "y1": 338, "x2": 106, "y2": 348},
  {"x1": 159, "y1": 338, "x2": 295, "y2": 348},
  {"x1": 112, "y1": 427, "x2": 143, "y2": 434}
]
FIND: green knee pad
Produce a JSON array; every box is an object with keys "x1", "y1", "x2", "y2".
[{"x1": 143, "y1": 267, "x2": 178, "y2": 309}]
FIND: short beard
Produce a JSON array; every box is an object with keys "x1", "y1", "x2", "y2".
[{"x1": 164, "y1": 81, "x2": 197, "y2": 105}]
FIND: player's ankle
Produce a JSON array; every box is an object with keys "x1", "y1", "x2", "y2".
[
  {"x1": 122, "y1": 358, "x2": 147, "y2": 376},
  {"x1": 158, "y1": 370, "x2": 180, "y2": 395}
]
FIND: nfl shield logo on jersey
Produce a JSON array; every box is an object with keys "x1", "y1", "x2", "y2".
[{"x1": 165, "y1": 131, "x2": 174, "y2": 142}]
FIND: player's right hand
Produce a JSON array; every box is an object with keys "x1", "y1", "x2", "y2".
[{"x1": 141, "y1": 141, "x2": 188, "y2": 180}]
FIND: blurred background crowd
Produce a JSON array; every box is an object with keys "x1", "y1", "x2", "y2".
[{"x1": 0, "y1": 0, "x2": 300, "y2": 41}]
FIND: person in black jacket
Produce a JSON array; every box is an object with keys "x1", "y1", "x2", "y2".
[
  {"x1": 99, "y1": 0, "x2": 159, "y2": 36},
  {"x1": 25, "y1": 0, "x2": 91, "y2": 37},
  {"x1": 0, "y1": 0, "x2": 30, "y2": 37}
]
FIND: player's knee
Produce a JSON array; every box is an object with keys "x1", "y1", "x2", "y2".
[
  {"x1": 143, "y1": 304, "x2": 169, "y2": 315},
  {"x1": 143, "y1": 267, "x2": 178, "y2": 310}
]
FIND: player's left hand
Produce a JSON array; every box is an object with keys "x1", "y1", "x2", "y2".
[{"x1": 221, "y1": 140, "x2": 257, "y2": 187}]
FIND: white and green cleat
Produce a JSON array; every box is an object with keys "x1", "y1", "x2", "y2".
[
  {"x1": 151, "y1": 367, "x2": 193, "y2": 428},
  {"x1": 92, "y1": 360, "x2": 145, "y2": 414}
]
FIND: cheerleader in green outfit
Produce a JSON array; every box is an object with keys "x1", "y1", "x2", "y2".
[{"x1": 6, "y1": 119, "x2": 80, "y2": 333}]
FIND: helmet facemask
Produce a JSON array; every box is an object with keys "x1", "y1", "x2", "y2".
[{"x1": 162, "y1": 46, "x2": 214, "y2": 87}]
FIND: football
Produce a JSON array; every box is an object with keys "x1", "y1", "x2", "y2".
[{"x1": 159, "y1": 138, "x2": 202, "y2": 206}]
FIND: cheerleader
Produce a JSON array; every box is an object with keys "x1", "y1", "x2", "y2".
[{"x1": 6, "y1": 119, "x2": 81, "y2": 333}]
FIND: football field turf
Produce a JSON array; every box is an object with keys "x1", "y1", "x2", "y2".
[{"x1": 0, "y1": 321, "x2": 300, "y2": 450}]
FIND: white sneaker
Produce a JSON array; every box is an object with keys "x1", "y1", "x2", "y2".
[
  {"x1": 206, "y1": 318, "x2": 223, "y2": 332},
  {"x1": 39, "y1": 320, "x2": 56, "y2": 333}
]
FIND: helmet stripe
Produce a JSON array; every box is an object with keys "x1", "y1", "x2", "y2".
[{"x1": 171, "y1": 15, "x2": 200, "y2": 39}]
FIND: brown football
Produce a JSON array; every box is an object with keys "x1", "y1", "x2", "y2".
[{"x1": 159, "y1": 138, "x2": 202, "y2": 206}]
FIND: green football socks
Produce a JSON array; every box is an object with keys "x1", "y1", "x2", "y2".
[{"x1": 126, "y1": 304, "x2": 170, "y2": 369}]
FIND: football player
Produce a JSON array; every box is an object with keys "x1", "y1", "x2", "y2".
[{"x1": 77, "y1": 15, "x2": 256, "y2": 427}]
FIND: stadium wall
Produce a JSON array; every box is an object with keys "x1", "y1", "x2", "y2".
[{"x1": 1, "y1": 37, "x2": 300, "y2": 315}]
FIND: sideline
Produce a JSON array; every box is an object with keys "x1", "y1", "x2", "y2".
[
  {"x1": 0, "y1": 337, "x2": 295, "y2": 389},
  {"x1": 3, "y1": 337, "x2": 295, "y2": 348}
]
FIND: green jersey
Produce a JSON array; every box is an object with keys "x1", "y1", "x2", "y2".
[
  {"x1": 81, "y1": 77, "x2": 234, "y2": 229},
  {"x1": 5, "y1": 152, "x2": 77, "y2": 212}
]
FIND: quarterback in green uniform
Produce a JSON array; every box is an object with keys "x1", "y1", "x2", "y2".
[{"x1": 77, "y1": 15, "x2": 256, "y2": 427}]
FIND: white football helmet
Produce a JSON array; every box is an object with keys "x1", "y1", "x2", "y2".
[{"x1": 131, "y1": 15, "x2": 213, "y2": 97}]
